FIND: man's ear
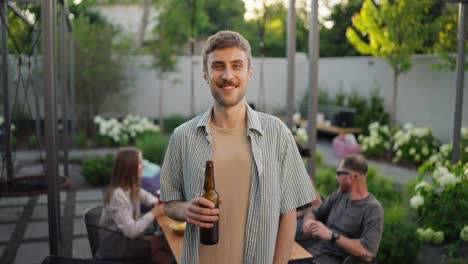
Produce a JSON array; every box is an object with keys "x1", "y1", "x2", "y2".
[
  {"x1": 203, "y1": 71, "x2": 208, "y2": 83},
  {"x1": 248, "y1": 65, "x2": 253, "y2": 80}
]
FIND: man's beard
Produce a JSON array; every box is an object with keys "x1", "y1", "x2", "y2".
[{"x1": 211, "y1": 79, "x2": 245, "y2": 107}]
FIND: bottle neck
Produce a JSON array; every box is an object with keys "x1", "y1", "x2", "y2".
[{"x1": 204, "y1": 162, "x2": 215, "y2": 190}]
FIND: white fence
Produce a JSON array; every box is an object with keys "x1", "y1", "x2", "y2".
[{"x1": 122, "y1": 54, "x2": 467, "y2": 143}]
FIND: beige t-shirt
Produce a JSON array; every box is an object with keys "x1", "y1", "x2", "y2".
[{"x1": 198, "y1": 122, "x2": 253, "y2": 263}]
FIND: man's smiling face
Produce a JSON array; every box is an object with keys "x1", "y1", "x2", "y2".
[{"x1": 204, "y1": 47, "x2": 253, "y2": 108}]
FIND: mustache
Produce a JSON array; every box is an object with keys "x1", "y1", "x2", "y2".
[{"x1": 216, "y1": 79, "x2": 239, "y2": 87}]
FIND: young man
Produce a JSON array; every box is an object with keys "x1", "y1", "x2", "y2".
[
  {"x1": 160, "y1": 30, "x2": 315, "y2": 264},
  {"x1": 300, "y1": 154, "x2": 384, "y2": 264}
]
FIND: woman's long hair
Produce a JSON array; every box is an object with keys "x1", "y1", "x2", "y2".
[{"x1": 104, "y1": 147, "x2": 142, "y2": 205}]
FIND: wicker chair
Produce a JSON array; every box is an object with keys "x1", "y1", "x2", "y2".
[{"x1": 83, "y1": 205, "x2": 152, "y2": 264}]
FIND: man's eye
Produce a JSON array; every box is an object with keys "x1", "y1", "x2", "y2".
[
  {"x1": 233, "y1": 64, "x2": 243, "y2": 69},
  {"x1": 212, "y1": 64, "x2": 224, "y2": 70}
]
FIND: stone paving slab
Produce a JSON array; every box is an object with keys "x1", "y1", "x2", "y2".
[
  {"x1": 73, "y1": 219, "x2": 87, "y2": 236},
  {"x1": 0, "y1": 206, "x2": 24, "y2": 222},
  {"x1": 23, "y1": 221, "x2": 49, "y2": 240},
  {"x1": 31, "y1": 205, "x2": 64, "y2": 220},
  {"x1": 13, "y1": 241, "x2": 49, "y2": 264},
  {"x1": 0, "y1": 197, "x2": 29, "y2": 207},
  {"x1": 74, "y1": 202, "x2": 101, "y2": 217},
  {"x1": 0, "y1": 224, "x2": 16, "y2": 242},
  {"x1": 76, "y1": 189, "x2": 103, "y2": 202},
  {"x1": 36, "y1": 192, "x2": 67, "y2": 205},
  {"x1": 72, "y1": 238, "x2": 92, "y2": 259}
]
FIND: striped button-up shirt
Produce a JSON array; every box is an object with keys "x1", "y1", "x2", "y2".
[{"x1": 160, "y1": 104, "x2": 315, "y2": 264}]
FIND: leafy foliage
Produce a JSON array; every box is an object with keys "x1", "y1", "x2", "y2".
[
  {"x1": 163, "y1": 115, "x2": 188, "y2": 134},
  {"x1": 81, "y1": 155, "x2": 114, "y2": 186},
  {"x1": 377, "y1": 205, "x2": 421, "y2": 264},
  {"x1": 346, "y1": 0, "x2": 439, "y2": 124},
  {"x1": 135, "y1": 133, "x2": 169, "y2": 165},
  {"x1": 320, "y1": 0, "x2": 364, "y2": 57},
  {"x1": 412, "y1": 163, "x2": 468, "y2": 245}
]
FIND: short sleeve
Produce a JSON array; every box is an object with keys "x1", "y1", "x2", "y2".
[
  {"x1": 360, "y1": 203, "x2": 384, "y2": 256},
  {"x1": 279, "y1": 129, "x2": 316, "y2": 214},
  {"x1": 160, "y1": 132, "x2": 185, "y2": 202}
]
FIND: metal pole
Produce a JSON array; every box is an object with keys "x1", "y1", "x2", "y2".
[
  {"x1": 286, "y1": 0, "x2": 296, "y2": 130},
  {"x1": 307, "y1": 0, "x2": 319, "y2": 179},
  {"x1": 1, "y1": 0, "x2": 13, "y2": 180},
  {"x1": 60, "y1": 5, "x2": 69, "y2": 177},
  {"x1": 258, "y1": 42, "x2": 266, "y2": 112},
  {"x1": 190, "y1": 40, "x2": 195, "y2": 117},
  {"x1": 69, "y1": 33, "x2": 76, "y2": 148},
  {"x1": 43, "y1": 0, "x2": 61, "y2": 255},
  {"x1": 452, "y1": 2, "x2": 467, "y2": 164},
  {"x1": 32, "y1": 29, "x2": 43, "y2": 149}
]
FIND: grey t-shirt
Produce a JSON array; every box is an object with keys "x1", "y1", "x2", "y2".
[{"x1": 310, "y1": 190, "x2": 384, "y2": 259}]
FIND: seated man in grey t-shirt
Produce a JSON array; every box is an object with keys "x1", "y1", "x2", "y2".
[{"x1": 299, "y1": 154, "x2": 384, "y2": 264}]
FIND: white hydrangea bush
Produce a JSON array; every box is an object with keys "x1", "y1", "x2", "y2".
[
  {"x1": 411, "y1": 162, "x2": 468, "y2": 245},
  {"x1": 94, "y1": 115, "x2": 160, "y2": 145},
  {"x1": 392, "y1": 123, "x2": 439, "y2": 164},
  {"x1": 424, "y1": 127, "x2": 468, "y2": 168},
  {"x1": 358, "y1": 122, "x2": 391, "y2": 157}
]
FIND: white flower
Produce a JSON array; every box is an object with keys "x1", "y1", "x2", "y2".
[
  {"x1": 437, "y1": 173, "x2": 461, "y2": 187},
  {"x1": 433, "y1": 231, "x2": 444, "y2": 244},
  {"x1": 462, "y1": 127, "x2": 468, "y2": 139},
  {"x1": 396, "y1": 150, "x2": 402, "y2": 157},
  {"x1": 464, "y1": 146, "x2": 468, "y2": 154},
  {"x1": 433, "y1": 167, "x2": 449, "y2": 180},
  {"x1": 369, "y1": 122, "x2": 379, "y2": 131},
  {"x1": 384, "y1": 142, "x2": 390, "y2": 149},
  {"x1": 422, "y1": 147, "x2": 429, "y2": 156},
  {"x1": 460, "y1": 225, "x2": 468, "y2": 241},
  {"x1": 440, "y1": 144, "x2": 452, "y2": 155},
  {"x1": 409, "y1": 148, "x2": 416, "y2": 155},
  {"x1": 404, "y1": 123, "x2": 414, "y2": 131},
  {"x1": 415, "y1": 181, "x2": 429, "y2": 191},
  {"x1": 415, "y1": 154, "x2": 421, "y2": 162},
  {"x1": 293, "y1": 112, "x2": 301, "y2": 123},
  {"x1": 410, "y1": 194, "x2": 424, "y2": 209}
]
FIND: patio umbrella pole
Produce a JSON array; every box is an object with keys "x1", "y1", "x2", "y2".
[
  {"x1": 307, "y1": 0, "x2": 319, "y2": 179},
  {"x1": 0, "y1": 0, "x2": 13, "y2": 180},
  {"x1": 452, "y1": 2, "x2": 467, "y2": 164},
  {"x1": 286, "y1": 0, "x2": 296, "y2": 130},
  {"x1": 43, "y1": 0, "x2": 62, "y2": 255}
]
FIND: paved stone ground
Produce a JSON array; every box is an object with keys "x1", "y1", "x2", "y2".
[
  {"x1": 0, "y1": 161, "x2": 105, "y2": 264},
  {"x1": 0, "y1": 144, "x2": 419, "y2": 263}
]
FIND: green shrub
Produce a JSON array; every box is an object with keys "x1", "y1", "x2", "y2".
[
  {"x1": 367, "y1": 167, "x2": 401, "y2": 207},
  {"x1": 315, "y1": 167, "x2": 337, "y2": 196},
  {"x1": 163, "y1": 115, "x2": 188, "y2": 133},
  {"x1": 135, "y1": 133, "x2": 169, "y2": 165},
  {"x1": 81, "y1": 155, "x2": 114, "y2": 185},
  {"x1": 377, "y1": 205, "x2": 421, "y2": 264}
]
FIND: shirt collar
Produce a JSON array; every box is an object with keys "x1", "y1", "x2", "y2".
[{"x1": 196, "y1": 103, "x2": 264, "y2": 136}]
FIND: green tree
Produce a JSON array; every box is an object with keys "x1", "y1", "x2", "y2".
[
  {"x1": 320, "y1": 0, "x2": 364, "y2": 57},
  {"x1": 74, "y1": 16, "x2": 131, "y2": 135},
  {"x1": 242, "y1": 1, "x2": 309, "y2": 57},
  {"x1": 346, "y1": 0, "x2": 436, "y2": 126},
  {"x1": 433, "y1": 3, "x2": 468, "y2": 71}
]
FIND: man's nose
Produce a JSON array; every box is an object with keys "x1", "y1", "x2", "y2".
[{"x1": 222, "y1": 67, "x2": 233, "y2": 79}]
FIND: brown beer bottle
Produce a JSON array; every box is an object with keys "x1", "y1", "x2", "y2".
[{"x1": 200, "y1": 160, "x2": 219, "y2": 245}]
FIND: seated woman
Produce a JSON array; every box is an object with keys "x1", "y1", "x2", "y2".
[{"x1": 100, "y1": 147, "x2": 171, "y2": 263}]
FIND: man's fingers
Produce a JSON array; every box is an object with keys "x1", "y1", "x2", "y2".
[
  {"x1": 193, "y1": 197, "x2": 217, "y2": 209},
  {"x1": 186, "y1": 218, "x2": 215, "y2": 228},
  {"x1": 186, "y1": 210, "x2": 219, "y2": 223}
]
